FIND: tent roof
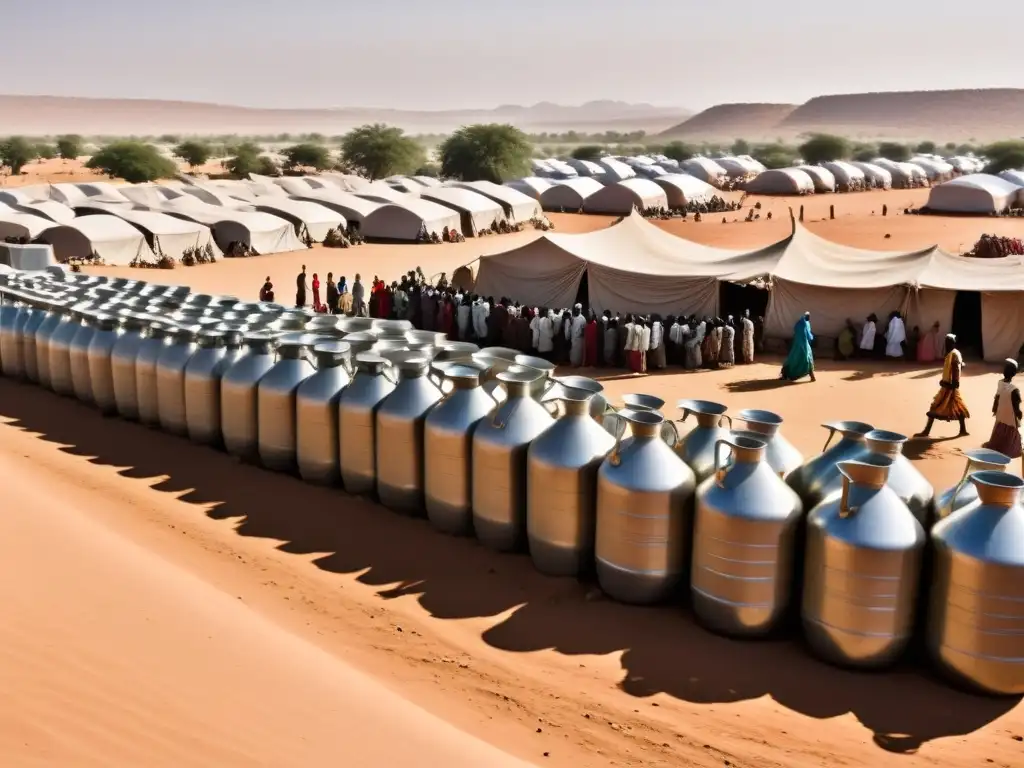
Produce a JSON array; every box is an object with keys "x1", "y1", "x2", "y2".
[
  {"x1": 651, "y1": 173, "x2": 717, "y2": 199},
  {"x1": 917, "y1": 248, "x2": 1024, "y2": 292},
  {"x1": 998, "y1": 170, "x2": 1024, "y2": 187},
  {"x1": 938, "y1": 173, "x2": 1020, "y2": 197},
  {"x1": 0, "y1": 212, "x2": 58, "y2": 237},
  {"x1": 77, "y1": 202, "x2": 213, "y2": 236},
  {"x1": 506, "y1": 177, "x2": 552, "y2": 194},
  {"x1": 420, "y1": 186, "x2": 503, "y2": 216},
  {"x1": 293, "y1": 187, "x2": 383, "y2": 218}
]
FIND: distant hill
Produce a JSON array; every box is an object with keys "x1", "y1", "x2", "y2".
[
  {"x1": 662, "y1": 89, "x2": 1024, "y2": 143},
  {"x1": 0, "y1": 95, "x2": 690, "y2": 137},
  {"x1": 660, "y1": 103, "x2": 798, "y2": 141}
]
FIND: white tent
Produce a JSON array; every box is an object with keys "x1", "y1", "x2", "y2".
[
  {"x1": 872, "y1": 159, "x2": 927, "y2": 189},
  {"x1": 650, "y1": 174, "x2": 718, "y2": 208},
  {"x1": 35, "y1": 214, "x2": 154, "y2": 265},
  {"x1": 419, "y1": 187, "x2": 506, "y2": 236},
  {"x1": 449, "y1": 180, "x2": 541, "y2": 222},
  {"x1": 822, "y1": 161, "x2": 866, "y2": 190},
  {"x1": 411, "y1": 175, "x2": 441, "y2": 188},
  {"x1": 539, "y1": 177, "x2": 605, "y2": 211},
  {"x1": 73, "y1": 203, "x2": 222, "y2": 259},
  {"x1": 178, "y1": 183, "x2": 253, "y2": 209},
  {"x1": 386, "y1": 177, "x2": 425, "y2": 194},
  {"x1": 0, "y1": 212, "x2": 66, "y2": 241},
  {"x1": 745, "y1": 168, "x2": 815, "y2": 195},
  {"x1": 681, "y1": 157, "x2": 728, "y2": 187},
  {"x1": 356, "y1": 182, "x2": 420, "y2": 204},
  {"x1": 998, "y1": 170, "x2": 1024, "y2": 188},
  {"x1": 151, "y1": 197, "x2": 304, "y2": 254},
  {"x1": 545, "y1": 159, "x2": 578, "y2": 178},
  {"x1": 273, "y1": 176, "x2": 318, "y2": 196},
  {"x1": 288, "y1": 187, "x2": 454, "y2": 241},
  {"x1": 925, "y1": 174, "x2": 1022, "y2": 214},
  {"x1": 581, "y1": 178, "x2": 669, "y2": 215},
  {"x1": 716, "y1": 156, "x2": 760, "y2": 179},
  {"x1": 567, "y1": 159, "x2": 607, "y2": 178},
  {"x1": 73, "y1": 182, "x2": 131, "y2": 201},
  {"x1": 0, "y1": 186, "x2": 50, "y2": 204},
  {"x1": 47, "y1": 183, "x2": 92, "y2": 207},
  {"x1": 120, "y1": 184, "x2": 181, "y2": 208},
  {"x1": 796, "y1": 165, "x2": 837, "y2": 192},
  {"x1": 597, "y1": 158, "x2": 635, "y2": 181},
  {"x1": 910, "y1": 157, "x2": 954, "y2": 182},
  {"x1": 850, "y1": 162, "x2": 893, "y2": 190},
  {"x1": 316, "y1": 172, "x2": 371, "y2": 193},
  {"x1": 13, "y1": 200, "x2": 76, "y2": 224},
  {"x1": 530, "y1": 159, "x2": 556, "y2": 177},
  {"x1": 504, "y1": 177, "x2": 553, "y2": 201},
  {"x1": 247, "y1": 199, "x2": 346, "y2": 241}
]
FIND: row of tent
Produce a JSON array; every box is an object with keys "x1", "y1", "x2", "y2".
[
  {"x1": 0, "y1": 174, "x2": 547, "y2": 263},
  {"x1": 532, "y1": 154, "x2": 769, "y2": 185},
  {"x1": 505, "y1": 175, "x2": 720, "y2": 215},
  {"x1": 467, "y1": 211, "x2": 1024, "y2": 363}
]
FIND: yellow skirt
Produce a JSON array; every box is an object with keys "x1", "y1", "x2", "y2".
[{"x1": 928, "y1": 385, "x2": 970, "y2": 421}]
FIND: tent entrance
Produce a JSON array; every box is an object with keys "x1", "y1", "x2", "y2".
[
  {"x1": 720, "y1": 281, "x2": 769, "y2": 323},
  {"x1": 951, "y1": 290, "x2": 983, "y2": 359},
  {"x1": 575, "y1": 270, "x2": 590, "y2": 311}
]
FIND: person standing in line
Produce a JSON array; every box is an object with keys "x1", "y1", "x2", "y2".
[
  {"x1": 885, "y1": 310, "x2": 907, "y2": 359},
  {"x1": 311, "y1": 272, "x2": 321, "y2": 312},
  {"x1": 740, "y1": 310, "x2": 755, "y2": 364},
  {"x1": 259, "y1": 275, "x2": 274, "y2": 303},
  {"x1": 983, "y1": 358, "x2": 1022, "y2": 462},
  {"x1": 352, "y1": 273, "x2": 366, "y2": 317},
  {"x1": 719, "y1": 316, "x2": 736, "y2": 367},
  {"x1": 537, "y1": 308, "x2": 555, "y2": 360},
  {"x1": 780, "y1": 312, "x2": 816, "y2": 382},
  {"x1": 916, "y1": 333, "x2": 970, "y2": 438},
  {"x1": 859, "y1": 313, "x2": 877, "y2": 357},
  {"x1": 917, "y1": 321, "x2": 941, "y2": 363},
  {"x1": 584, "y1": 309, "x2": 599, "y2": 367},
  {"x1": 295, "y1": 265, "x2": 308, "y2": 308},
  {"x1": 325, "y1": 272, "x2": 339, "y2": 314},
  {"x1": 569, "y1": 304, "x2": 586, "y2": 367},
  {"x1": 604, "y1": 317, "x2": 618, "y2": 366}
]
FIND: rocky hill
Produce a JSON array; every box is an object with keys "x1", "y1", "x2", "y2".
[{"x1": 660, "y1": 103, "x2": 798, "y2": 141}]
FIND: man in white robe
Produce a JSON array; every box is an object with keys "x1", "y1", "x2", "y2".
[
  {"x1": 740, "y1": 310, "x2": 755, "y2": 364},
  {"x1": 529, "y1": 308, "x2": 542, "y2": 351},
  {"x1": 859, "y1": 313, "x2": 877, "y2": 356},
  {"x1": 569, "y1": 304, "x2": 586, "y2": 367},
  {"x1": 537, "y1": 310, "x2": 555, "y2": 357},
  {"x1": 885, "y1": 311, "x2": 906, "y2": 358},
  {"x1": 472, "y1": 298, "x2": 490, "y2": 341}
]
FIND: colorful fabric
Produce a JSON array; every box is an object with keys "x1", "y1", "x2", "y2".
[
  {"x1": 985, "y1": 422, "x2": 1023, "y2": 459},
  {"x1": 927, "y1": 350, "x2": 970, "y2": 420},
  {"x1": 781, "y1": 317, "x2": 814, "y2": 381}
]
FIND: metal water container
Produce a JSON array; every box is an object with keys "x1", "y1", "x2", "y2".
[
  {"x1": 0, "y1": 290, "x2": 26, "y2": 379},
  {"x1": 20, "y1": 297, "x2": 49, "y2": 383},
  {"x1": 425, "y1": 362, "x2": 496, "y2": 536},
  {"x1": 786, "y1": 420, "x2": 875, "y2": 509},
  {"x1": 864, "y1": 429, "x2": 937, "y2": 528},
  {"x1": 69, "y1": 310, "x2": 99, "y2": 404},
  {"x1": 375, "y1": 356, "x2": 443, "y2": 514},
  {"x1": 35, "y1": 298, "x2": 72, "y2": 389},
  {"x1": 735, "y1": 408, "x2": 804, "y2": 478},
  {"x1": 344, "y1": 331, "x2": 378, "y2": 357},
  {"x1": 296, "y1": 341, "x2": 352, "y2": 485},
  {"x1": 528, "y1": 384, "x2": 616, "y2": 576},
  {"x1": 258, "y1": 332, "x2": 320, "y2": 472},
  {"x1": 49, "y1": 304, "x2": 91, "y2": 397},
  {"x1": 802, "y1": 456, "x2": 925, "y2": 668},
  {"x1": 935, "y1": 448, "x2": 1012, "y2": 522},
  {"x1": 434, "y1": 341, "x2": 479, "y2": 363},
  {"x1": 541, "y1": 375, "x2": 610, "y2": 423},
  {"x1": 337, "y1": 316, "x2": 374, "y2": 333},
  {"x1": 373, "y1": 318, "x2": 413, "y2": 335},
  {"x1": 305, "y1": 315, "x2": 344, "y2": 334},
  {"x1": 615, "y1": 394, "x2": 681, "y2": 446},
  {"x1": 595, "y1": 409, "x2": 693, "y2": 604},
  {"x1": 473, "y1": 369, "x2": 556, "y2": 552},
  {"x1": 86, "y1": 314, "x2": 123, "y2": 416},
  {"x1": 183, "y1": 329, "x2": 237, "y2": 445},
  {"x1": 135, "y1": 322, "x2": 173, "y2": 427},
  {"x1": 692, "y1": 432, "x2": 803, "y2": 635},
  {"x1": 473, "y1": 347, "x2": 520, "y2": 395},
  {"x1": 929, "y1": 470, "x2": 1024, "y2": 695},
  {"x1": 221, "y1": 331, "x2": 277, "y2": 461},
  {"x1": 338, "y1": 353, "x2": 396, "y2": 494},
  {"x1": 676, "y1": 399, "x2": 733, "y2": 483},
  {"x1": 156, "y1": 326, "x2": 199, "y2": 436}
]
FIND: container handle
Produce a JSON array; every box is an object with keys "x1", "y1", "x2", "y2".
[
  {"x1": 942, "y1": 455, "x2": 974, "y2": 517},
  {"x1": 607, "y1": 414, "x2": 626, "y2": 466},
  {"x1": 838, "y1": 468, "x2": 857, "y2": 518},
  {"x1": 491, "y1": 397, "x2": 518, "y2": 429},
  {"x1": 661, "y1": 420, "x2": 680, "y2": 449},
  {"x1": 718, "y1": 414, "x2": 733, "y2": 429},
  {"x1": 714, "y1": 438, "x2": 734, "y2": 488},
  {"x1": 821, "y1": 422, "x2": 840, "y2": 452}
]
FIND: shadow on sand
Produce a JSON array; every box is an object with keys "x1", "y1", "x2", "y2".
[{"x1": 0, "y1": 377, "x2": 1015, "y2": 754}]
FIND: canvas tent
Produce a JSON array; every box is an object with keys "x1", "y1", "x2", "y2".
[
  {"x1": 851, "y1": 162, "x2": 893, "y2": 189},
  {"x1": 925, "y1": 174, "x2": 1021, "y2": 214},
  {"x1": 716, "y1": 157, "x2": 760, "y2": 179},
  {"x1": 681, "y1": 157, "x2": 728, "y2": 186},
  {"x1": 504, "y1": 177, "x2": 552, "y2": 201},
  {"x1": 539, "y1": 177, "x2": 604, "y2": 211},
  {"x1": 73, "y1": 203, "x2": 221, "y2": 259},
  {"x1": 745, "y1": 168, "x2": 815, "y2": 195},
  {"x1": 449, "y1": 180, "x2": 541, "y2": 222},
  {"x1": 472, "y1": 212, "x2": 785, "y2": 318},
  {"x1": 179, "y1": 183, "x2": 253, "y2": 209},
  {"x1": 598, "y1": 158, "x2": 635, "y2": 181},
  {"x1": 567, "y1": 159, "x2": 607, "y2": 177},
  {"x1": 582, "y1": 178, "x2": 668, "y2": 214},
  {"x1": 356, "y1": 182, "x2": 421, "y2": 204},
  {"x1": 47, "y1": 183, "x2": 92, "y2": 207},
  {"x1": 386, "y1": 177, "x2": 426, "y2": 194},
  {"x1": 13, "y1": 200, "x2": 76, "y2": 224},
  {"x1": 796, "y1": 165, "x2": 837, "y2": 193},
  {"x1": 419, "y1": 187, "x2": 505, "y2": 236},
  {"x1": 822, "y1": 161, "x2": 866, "y2": 190},
  {"x1": 273, "y1": 176, "x2": 318, "y2": 196},
  {"x1": 651, "y1": 174, "x2": 717, "y2": 208},
  {"x1": 246, "y1": 199, "x2": 345, "y2": 241},
  {"x1": 0, "y1": 212, "x2": 67, "y2": 241},
  {"x1": 999, "y1": 170, "x2": 1024, "y2": 187},
  {"x1": 120, "y1": 184, "x2": 181, "y2": 208},
  {"x1": 35, "y1": 214, "x2": 154, "y2": 265},
  {"x1": 151, "y1": 197, "x2": 303, "y2": 254}
]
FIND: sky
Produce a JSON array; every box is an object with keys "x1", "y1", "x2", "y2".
[{"x1": 2, "y1": 0, "x2": 1020, "y2": 112}]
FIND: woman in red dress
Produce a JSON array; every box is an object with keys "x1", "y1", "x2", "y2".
[
  {"x1": 311, "y1": 273, "x2": 321, "y2": 312},
  {"x1": 584, "y1": 309, "x2": 598, "y2": 367}
]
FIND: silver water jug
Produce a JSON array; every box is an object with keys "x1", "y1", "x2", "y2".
[
  {"x1": 20, "y1": 297, "x2": 48, "y2": 383},
  {"x1": 69, "y1": 310, "x2": 99, "y2": 404},
  {"x1": 863, "y1": 430, "x2": 935, "y2": 528},
  {"x1": 156, "y1": 326, "x2": 199, "y2": 436},
  {"x1": 786, "y1": 420, "x2": 875, "y2": 509},
  {"x1": 35, "y1": 298, "x2": 72, "y2": 389},
  {"x1": 433, "y1": 341, "x2": 479, "y2": 362},
  {"x1": 184, "y1": 329, "x2": 239, "y2": 445},
  {"x1": 258, "y1": 333, "x2": 321, "y2": 472},
  {"x1": 473, "y1": 368, "x2": 556, "y2": 552},
  {"x1": 735, "y1": 408, "x2": 804, "y2": 478},
  {"x1": 372, "y1": 318, "x2": 413, "y2": 335},
  {"x1": 49, "y1": 304, "x2": 92, "y2": 397},
  {"x1": 86, "y1": 313, "x2": 123, "y2": 416},
  {"x1": 675, "y1": 399, "x2": 732, "y2": 483},
  {"x1": 425, "y1": 362, "x2": 496, "y2": 536},
  {"x1": 929, "y1": 470, "x2": 1024, "y2": 695},
  {"x1": 935, "y1": 448, "x2": 1012, "y2": 522},
  {"x1": 0, "y1": 290, "x2": 26, "y2": 379},
  {"x1": 692, "y1": 432, "x2": 803, "y2": 636},
  {"x1": 343, "y1": 331, "x2": 378, "y2": 357},
  {"x1": 296, "y1": 341, "x2": 352, "y2": 485},
  {"x1": 338, "y1": 353, "x2": 396, "y2": 494},
  {"x1": 528, "y1": 384, "x2": 616, "y2": 577},
  {"x1": 613, "y1": 394, "x2": 680, "y2": 447},
  {"x1": 221, "y1": 331, "x2": 277, "y2": 461},
  {"x1": 595, "y1": 409, "x2": 693, "y2": 604},
  {"x1": 134, "y1": 321, "x2": 173, "y2": 426},
  {"x1": 305, "y1": 315, "x2": 344, "y2": 334},
  {"x1": 541, "y1": 375, "x2": 610, "y2": 423},
  {"x1": 473, "y1": 347, "x2": 521, "y2": 396},
  {"x1": 802, "y1": 456, "x2": 925, "y2": 669},
  {"x1": 337, "y1": 316, "x2": 374, "y2": 333},
  {"x1": 375, "y1": 356, "x2": 443, "y2": 514}
]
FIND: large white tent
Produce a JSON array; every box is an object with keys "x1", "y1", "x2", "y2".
[
  {"x1": 247, "y1": 199, "x2": 346, "y2": 241},
  {"x1": 850, "y1": 162, "x2": 893, "y2": 190},
  {"x1": 73, "y1": 202, "x2": 222, "y2": 259},
  {"x1": 745, "y1": 168, "x2": 815, "y2": 195},
  {"x1": 120, "y1": 184, "x2": 181, "y2": 208},
  {"x1": 504, "y1": 177, "x2": 553, "y2": 201},
  {"x1": 35, "y1": 214, "x2": 154, "y2": 265},
  {"x1": 925, "y1": 174, "x2": 1022, "y2": 214},
  {"x1": 356, "y1": 182, "x2": 420, "y2": 204},
  {"x1": 681, "y1": 157, "x2": 728, "y2": 187},
  {"x1": 567, "y1": 159, "x2": 607, "y2": 178},
  {"x1": 796, "y1": 165, "x2": 837, "y2": 193},
  {"x1": 0, "y1": 212, "x2": 69, "y2": 241},
  {"x1": 178, "y1": 183, "x2": 253, "y2": 209},
  {"x1": 597, "y1": 158, "x2": 635, "y2": 181},
  {"x1": 716, "y1": 156, "x2": 761, "y2": 179},
  {"x1": 651, "y1": 174, "x2": 718, "y2": 208},
  {"x1": 47, "y1": 183, "x2": 92, "y2": 207},
  {"x1": 581, "y1": 178, "x2": 668, "y2": 215},
  {"x1": 419, "y1": 186, "x2": 505, "y2": 236},
  {"x1": 449, "y1": 180, "x2": 541, "y2": 222},
  {"x1": 150, "y1": 197, "x2": 304, "y2": 254},
  {"x1": 997, "y1": 170, "x2": 1024, "y2": 188},
  {"x1": 13, "y1": 200, "x2": 76, "y2": 224},
  {"x1": 538, "y1": 177, "x2": 605, "y2": 211},
  {"x1": 822, "y1": 161, "x2": 866, "y2": 190}
]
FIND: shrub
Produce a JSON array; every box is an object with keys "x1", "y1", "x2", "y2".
[
  {"x1": 0, "y1": 136, "x2": 37, "y2": 174},
  {"x1": 439, "y1": 124, "x2": 533, "y2": 183},
  {"x1": 174, "y1": 140, "x2": 212, "y2": 169},
  {"x1": 797, "y1": 134, "x2": 850, "y2": 165},
  {"x1": 877, "y1": 142, "x2": 911, "y2": 162},
  {"x1": 340, "y1": 124, "x2": 425, "y2": 180},
  {"x1": 85, "y1": 141, "x2": 177, "y2": 183},
  {"x1": 56, "y1": 135, "x2": 83, "y2": 161}
]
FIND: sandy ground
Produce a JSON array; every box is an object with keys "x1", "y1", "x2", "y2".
[{"x1": 2, "y1": 354, "x2": 1024, "y2": 767}]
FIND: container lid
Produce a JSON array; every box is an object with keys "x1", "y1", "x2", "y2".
[
  {"x1": 355, "y1": 352, "x2": 389, "y2": 372},
  {"x1": 737, "y1": 408, "x2": 783, "y2": 426},
  {"x1": 514, "y1": 354, "x2": 556, "y2": 373},
  {"x1": 621, "y1": 393, "x2": 665, "y2": 411},
  {"x1": 474, "y1": 346, "x2": 520, "y2": 362},
  {"x1": 243, "y1": 329, "x2": 275, "y2": 346},
  {"x1": 395, "y1": 355, "x2": 431, "y2": 373},
  {"x1": 497, "y1": 367, "x2": 545, "y2": 384},
  {"x1": 197, "y1": 328, "x2": 227, "y2": 345},
  {"x1": 276, "y1": 331, "x2": 322, "y2": 350},
  {"x1": 438, "y1": 341, "x2": 479, "y2": 354},
  {"x1": 435, "y1": 361, "x2": 487, "y2": 381},
  {"x1": 314, "y1": 340, "x2": 352, "y2": 365}
]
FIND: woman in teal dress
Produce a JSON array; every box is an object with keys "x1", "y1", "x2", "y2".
[{"x1": 780, "y1": 312, "x2": 816, "y2": 382}]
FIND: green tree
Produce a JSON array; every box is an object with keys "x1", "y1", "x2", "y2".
[
  {"x1": 85, "y1": 141, "x2": 177, "y2": 182},
  {"x1": 224, "y1": 141, "x2": 273, "y2": 178},
  {"x1": 751, "y1": 143, "x2": 799, "y2": 169},
  {"x1": 173, "y1": 140, "x2": 212, "y2": 169},
  {"x1": 283, "y1": 142, "x2": 331, "y2": 171},
  {"x1": 340, "y1": 124, "x2": 424, "y2": 180},
  {"x1": 851, "y1": 143, "x2": 877, "y2": 162},
  {"x1": 56, "y1": 135, "x2": 84, "y2": 161},
  {"x1": 34, "y1": 143, "x2": 57, "y2": 161},
  {"x1": 570, "y1": 144, "x2": 604, "y2": 162},
  {"x1": 439, "y1": 123, "x2": 532, "y2": 183},
  {"x1": 0, "y1": 137, "x2": 37, "y2": 174},
  {"x1": 414, "y1": 163, "x2": 440, "y2": 178},
  {"x1": 661, "y1": 140, "x2": 697, "y2": 162},
  {"x1": 730, "y1": 138, "x2": 751, "y2": 156},
  {"x1": 915, "y1": 140, "x2": 937, "y2": 154},
  {"x1": 982, "y1": 140, "x2": 1024, "y2": 174},
  {"x1": 877, "y1": 142, "x2": 911, "y2": 162},
  {"x1": 798, "y1": 134, "x2": 850, "y2": 165}
]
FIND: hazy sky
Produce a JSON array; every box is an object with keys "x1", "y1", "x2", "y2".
[{"x1": 2, "y1": 1, "x2": 1020, "y2": 111}]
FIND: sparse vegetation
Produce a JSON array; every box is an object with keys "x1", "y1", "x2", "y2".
[
  {"x1": 282, "y1": 142, "x2": 332, "y2": 172},
  {"x1": 173, "y1": 140, "x2": 212, "y2": 170},
  {"x1": 797, "y1": 134, "x2": 850, "y2": 165},
  {"x1": 915, "y1": 141, "x2": 937, "y2": 154},
  {"x1": 0, "y1": 136, "x2": 37, "y2": 174},
  {"x1": 570, "y1": 145, "x2": 605, "y2": 162},
  {"x1": 34, "y1": 142, "x2": 57, "y2": 161},
  {"x1": 750, "y1": 142, "x2": 800, "y2": 169},
  {"x1": 56, "y1": 135, "x2": 83, "y2": 161},
  {"x1": 340, "y1": 124, "x2": 425, "y2": 180},
  {"x1": 877, "y1": 142, "x2": 911, "y2": 162},
  {"x1": 660, "y1": 141, "x2": 698, "y2": 162},
  {"x1": 225, "y1": 141, "x2": 278, "y2": 178},
  {"x1": 439, "y1": 124, "x2": 533, "y2": 183},
  {"x1": 86, "y1": 141, "x2": 177, "y2": 183},
  {"x1": 981, "y1": 140, "x2": 1024, "y2": 174}
]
